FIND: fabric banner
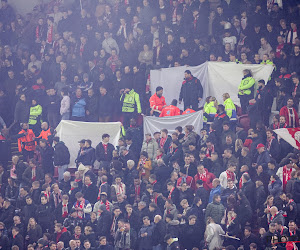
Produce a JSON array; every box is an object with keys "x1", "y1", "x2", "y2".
[
  {"x1": 150, "y1": 62, "x2": 274, "y2": 108},
  {"x1": 274, "y1": 128, "x2": 300, "y2": 150},
  {"x1": 56, "y1": 120, "x2": 121, "y2": 166},
  {"x1": 143, "y1": 111, "x2": 203, "y2": 137}
]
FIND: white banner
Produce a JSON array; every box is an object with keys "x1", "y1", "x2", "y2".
[
  {"x1": 56, "y1": 120, "x2": 121, "y2": 166},
  {"x1": 150, "y1": 62, "x2": 274, "y2": 107},
  {"x1": 143, "y1": 111, "x2": 203, "y2": 137}
]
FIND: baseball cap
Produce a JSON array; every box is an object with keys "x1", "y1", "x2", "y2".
[{"x1": 256, "y1": 144, "x2": 265, "y2": 149}]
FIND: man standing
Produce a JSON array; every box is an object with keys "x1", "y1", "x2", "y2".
[
  {"x1": 179, "y1": 70, "x2": 203, "y2": 110},
  {"x1": 17, "y1": 123, "x2": 36, "y2": 162},
  {"x1": 160, "y1": 99, "x2": 180, "y2": 117},
  {"x1": 53, "y1": 137, "x2": 70, "y2": 181},
  {"x1": 149, "y1": 86, "x2": 166, "y2": 116},
  {"x1": 279, "y1": 98, "x2": 299, "y2": 128},
  {"x1": 95, "y1": 134, "x2": 115, "y2": 168},
  {"x1": 238, "y1": 69, "x2": 255, "y2": 114},
  {"x1": 120, "y1": 87, "x2": 141, "y2": 128}
]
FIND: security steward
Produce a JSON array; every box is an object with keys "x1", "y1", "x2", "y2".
[
  {"x1": 238, "y1": 69, "x2": 255, "y2": 114},
  {"x1": 160, "y1": 99, "x2": 181, "y2": 117},
  {"x1": 120, "y1": 87, "x2": 142, "y2": 128},
  {"x1": 18, "y1": 123, "x2": 36, "y2": 162}
]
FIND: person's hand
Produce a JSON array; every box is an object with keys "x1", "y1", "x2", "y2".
[
  {"x1": 292, "y1": 72, "x2": 297, "y2": 75},
  {"x1": 252, "y1": 163, "x2": 257, "y2": 167},
  {"x1": 292, "y1": 92, "x2": 296, "y2": 97},
  {"x1": 179, "y1": 100, "x2": 182, "y2": 104},
  {"x1": 198, "y1": 97, "x2": 202, "y2": 101},
  {"x1": 150, "y1": 110, "x2": 154, "y2": 116},
  {"x1": 86, "y1": 110, "x2": 90, "y2": 115},
  {"x1": 178, "y1": 214, "x2": 182, "y2": 218},
  {"x1": 290, "y1": 205, "x2": 293, "y2": 211}
]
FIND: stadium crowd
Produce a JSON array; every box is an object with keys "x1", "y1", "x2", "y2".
[{"x1": 1, "y1": 0, "x2": 300, "y2": 249}]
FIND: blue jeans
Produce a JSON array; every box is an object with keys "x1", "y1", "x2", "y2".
[{"x1": 57, "y1": 165, "x2": 68, "y2": 181}]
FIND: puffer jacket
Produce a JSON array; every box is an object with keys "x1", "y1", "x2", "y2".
[
  {"x1": 71, "y1": 97, "x2": 86, "y2": 117},
  {"x1": 205, "y1": 201, "x2": 225, "y2": 224},
  {"x1": 141, "y1": 138, "x2": 158, "y2": 161}
]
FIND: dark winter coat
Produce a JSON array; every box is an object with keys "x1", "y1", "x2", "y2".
[
  {"x1": 98, "y1": 94, "x2": 114, "y2": 117},
  {"x1": 152, "y1": 220, "x2": 166, "y2": 246},
  {"x1": 242, "y1": 180, "x2": 256, "y2": 209},
  {"x1": 54, "y1": 141, "x2": 70, "y2": 166},
  {"x1": 27, "y1": 224, "x2": 43, "y2": 244},
  {"x1": 97, "y1": 210, "x2": 112, "y2": 238},
  {"x1": 14, "y1": 99, "x2": 30, "y2": 123},
  {"x1": 40, "y1": 145, "x2": 54, "y2": 174},
  {"x1": 179, "y1": 76, "x2": 203, "y2": 105},
  {"x1": 80, "y1": 146, "x2": 96, "y2": 166},
  {"x1": 86, "y1": 94, "x2": 98, "y2": 121},
  {"x1": 95, "y1": 142, "x2": 115, "y2": 162},
  {"x1": 82, "y1": 183, "x2": 98, "y2": 205}
]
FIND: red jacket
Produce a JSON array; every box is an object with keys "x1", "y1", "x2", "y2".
[
  {"x1": 160, "y1": 105, "x2": 180, "y2": 117},
  {"x1": 194, "y1": 169, "x2": 215, "y2": 191},
  {"x1": 279, "y1": 106, "x2": 299, "y2": 127},
  {"x1": 182, "y1": 108, "x2": 195, "y2": 115},
  {"x1": 149, "y1": 93, "x2": 166, "y2": 112}
]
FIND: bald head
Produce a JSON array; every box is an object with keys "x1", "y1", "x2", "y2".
[
  {"x1": 41, "y1": 122, "x2": 49, "y2": 130},
  {"x1": 270, "y1": 206, "x2": 278, "y2": 215}
]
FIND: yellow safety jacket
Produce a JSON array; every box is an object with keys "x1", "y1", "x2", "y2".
[
  {"x1": 28, "y1": 105, "x2": 42, "y2": 125},
  {"x1": 238, "y1": 76, "x2": 255, "y2": 96},
  {"x1": 120, "y1": 89, "x2": 142, "y2": 113}
]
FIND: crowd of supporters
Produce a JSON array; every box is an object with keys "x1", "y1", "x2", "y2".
[{"x1": 1, "y1": 0, "x2": 300, "y2": 249}]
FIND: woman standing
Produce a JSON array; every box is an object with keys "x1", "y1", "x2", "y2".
[
  {"x1": 223, "y1": 211, "x2": 240, "y2": 248},
  {"x1": 26, "y1": 217, "x2": 43, "y2": 245},
  {"x1": 60, "y1": 87, "x2": 70, "y2": 120},
  {"x1": 205, "y1": 217, "x2": 225, "y2": 250}
]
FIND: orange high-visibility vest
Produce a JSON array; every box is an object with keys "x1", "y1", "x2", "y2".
[
  {"x1": 18, "y1": 129, "x2": 36, "y2": 152},
  {"x1": 159, "y1": 105, "x2": 181, "y2": 117}
]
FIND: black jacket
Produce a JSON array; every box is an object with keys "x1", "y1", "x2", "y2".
[
  {"x1": 40, "y1": 145, "x2": 54, "y2": 173},
  {"x1": 152, "y1": 220, "x2": 166, "y2": 246},
  {"x1": 80, "y1": 146, "x2": 96, "y2": 166},
  {"x1": 98, "y1": 94, "x2": 114, "y2": 117},
  {"x1": 0, "y1": 205, "x2": 14, "y2": 228},
  {"x1": 179, "y1": 76, "x2": 203, "y2": 104},
  {"x1": 54, "y1": 141, "x2": 70, "y2": 166},
  {"x1": 97, "y1": 210, "x2": 112, "y2": 238},
  {"x1": 14, "y1": 100, "x2": 30, "y2": 123},
  {"x1": 86, "y1": 94, "x2": 98, "y2": 120},
  {"x1": 95, "y1": 142, "x2": 115, "y2": 162},
  {"x1": 11, "y1": 233, "x2": 24, "y2": 250},
  {"x1": 242, "y1": 180, "x2": 256, "y2": 209},
  {"x1": 82, "y1": 183, "x2": 98, "y2": 205}
]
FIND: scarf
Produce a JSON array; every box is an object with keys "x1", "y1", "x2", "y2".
[
  {"x1": 283, "y1": 166, "x2": 292, "y2": 190},
  {"x1": 62, "y1": 203, "x2": 68, "y2": 218},
  {"x1": 75, "y1": 199, "x2": 85, "y2": 219},
  {"x1": 239, "y1": 172, "x2": 248, "y2": 189},
  {"x1": 42, "y1": 191, "x2": 50, "y2": 202},
  {"x1": 197, "y1": 171, "x2": 207, "y2": 182},
  {"x1": 270, "y1": 212, "x2": 279, "y2": 222},
  {"x1": 206, "y1": 145, "x2": 214, "y2": 157},
  {"x1": 10, "y1": 165, "x2": 17, "y2": 179},
  {"x1": 97, "y1": 182, "x2": 107, "y2": 200},
  {"x1": 287, "y1": 107, "x2": 296, "y2": 127},
  {"x1": 160, "y1": 137, "x2": 167, "y2": 149},
  {"x1": 46, "y1": 24, "x2": 53, "y2": 44},
  {"x1": 156, "y1": 154, "x2": 162, "y2": 160},
  {"x1": 53, "y1": 190, "x2": 63, "y2": 208},
  {"x1": 31, "y1": 167, "x2": 36, "y2": 181},
  {"x1": 140, "y1": 158, "x2": 147, "y2": 175},
  {"x1": 226, "y1": 170, "x2": 235, "y2": 181},
  {"x1": 287, "y1": 28, "x2": 298, "y2": 45},
  {"x1": 115, "y1": 183, "x2": 125, "y2": 196},
  {"x1": 267, "y1": 136, "x2": 275, "y2": 151},
  {"x1": 135, "y1": 184, "x2": 140, "y2": 200},
  {"x1": 168, "y1": 187, "x2": 175, "y2": 199}
]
